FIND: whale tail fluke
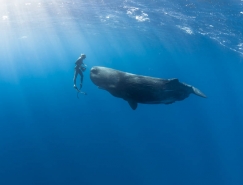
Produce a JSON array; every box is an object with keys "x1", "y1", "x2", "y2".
[{"x1": 192, "y1": 86, "x2": 207, "y2": 98}]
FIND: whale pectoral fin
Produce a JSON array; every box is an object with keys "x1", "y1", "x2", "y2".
[{"x1": 128, "y1": 100, "x2": 138, "y2": 110}]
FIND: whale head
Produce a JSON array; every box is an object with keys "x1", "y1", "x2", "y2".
[{"x1": 90, "y1": 66, "x2": 121, "y2": 91}]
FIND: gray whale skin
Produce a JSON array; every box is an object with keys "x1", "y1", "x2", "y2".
[{"x1": 90, "y1": 66, "x2": 206, "y2": 110}]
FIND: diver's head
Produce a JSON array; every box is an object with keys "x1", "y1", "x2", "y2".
[{"x1": 81, "y1": 54, "x2": 86, "y2": 59}]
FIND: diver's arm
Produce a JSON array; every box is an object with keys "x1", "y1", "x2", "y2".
[{"x1": 81, "y1": 62, "x2": 87, "y2": 67}]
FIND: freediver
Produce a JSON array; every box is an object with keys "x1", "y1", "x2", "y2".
[{"x1": 73, "y1": 54, "x2": 87, "y2": 92}]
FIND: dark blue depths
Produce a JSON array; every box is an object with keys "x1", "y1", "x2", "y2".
[{"x1": 0, "y1": 1, "x2": 243, "y2": 185}]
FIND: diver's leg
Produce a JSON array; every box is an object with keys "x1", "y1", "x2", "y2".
[
  {"x1": 79, "y1": 70, "x2": 83, "y2": 89},
  {"x1": 73, "y1": 70, "x2": 78, "y2": 88}
]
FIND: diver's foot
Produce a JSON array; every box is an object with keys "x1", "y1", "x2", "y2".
[{"x1": 74, "y1": 85, "x2": 80, "y2": 91}]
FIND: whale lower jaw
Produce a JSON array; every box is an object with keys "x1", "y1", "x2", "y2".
[
  {"x1": 128, "y1": 99, "x2": 176, "y2": 110},
  {"x1": 142, "y1": 99, "x2": 176, "y2": 104}
]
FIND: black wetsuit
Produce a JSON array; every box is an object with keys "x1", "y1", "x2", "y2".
[{"x1": 73, "y1": 57, "x2": 85, "y2": 88}]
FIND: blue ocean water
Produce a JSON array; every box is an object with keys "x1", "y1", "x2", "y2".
[{"x1": 0, "y1": 0, "x2": 243, "y2": 185}]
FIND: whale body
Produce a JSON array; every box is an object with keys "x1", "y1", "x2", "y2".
[{"x1": 90, "y1": 66, "x2": 206, "y2": 110}]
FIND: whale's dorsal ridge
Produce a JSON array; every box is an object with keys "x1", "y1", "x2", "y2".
[{"x1": 169, "y1": 78, "x2": 179, "y2": 83}]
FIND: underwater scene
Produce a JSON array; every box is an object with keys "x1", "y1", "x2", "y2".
[{"x1": 0, "y1": 0, "x2": 243, "y2": 185}]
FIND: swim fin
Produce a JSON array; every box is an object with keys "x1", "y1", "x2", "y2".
[{"x1": 77, "y1": 91, "x2": 87, "y2": 98}]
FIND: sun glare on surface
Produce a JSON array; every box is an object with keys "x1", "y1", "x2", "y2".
[{"x1": 0, "y1": 0, "x2": 92, "y2": 81}]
